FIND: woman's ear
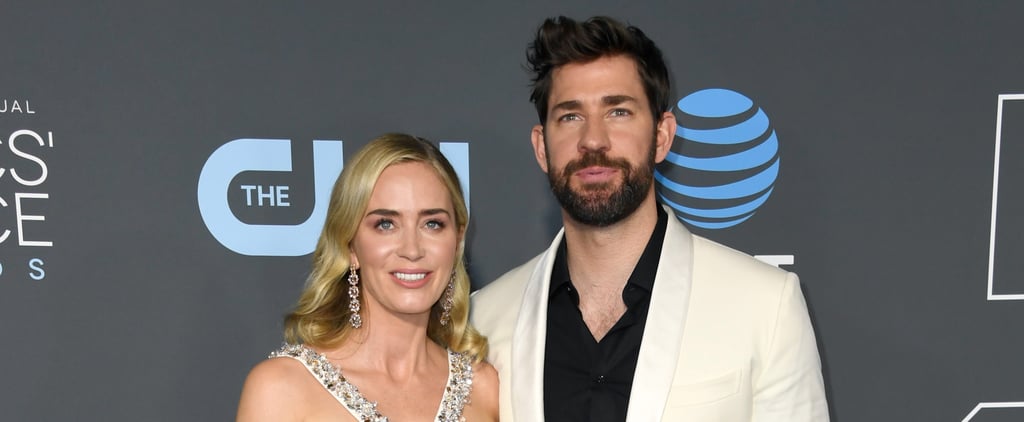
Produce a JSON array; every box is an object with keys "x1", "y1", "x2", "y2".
[{"x1": 349, "y1": 251, "x2": 359, "y2": 269}]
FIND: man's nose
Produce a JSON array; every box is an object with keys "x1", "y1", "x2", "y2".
[{"x1": 578, "y1": 120, "x2": 611, "y2": 153}]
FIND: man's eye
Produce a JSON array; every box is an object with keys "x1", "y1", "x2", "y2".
[
  {"x1": 610, "y1": 109, "x2": 632, "y2": 117},
  {"x1": 558, "y1": 113, "x2": 581, "y2": 122}
]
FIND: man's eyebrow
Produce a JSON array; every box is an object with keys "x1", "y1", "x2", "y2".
[
  {"x1": 549, "y1": 100, "x2": 582, "y2": 113},
  {"x1": 550, "y1": 96, "x2": 638, "y2": 112},
  {"x1": 603, "y1": 95, "x2": 637, "y2": 106}
]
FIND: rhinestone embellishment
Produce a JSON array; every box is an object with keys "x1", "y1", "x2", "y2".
[
  {"x1": 270, "y1": 344, "x2": 474, "y2": 421},
  {"x1": 438, "y1": 348, "x2": 473, "y2": 422}
]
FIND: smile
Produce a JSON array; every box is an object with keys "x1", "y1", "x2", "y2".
[{"x1": 394, "y1": 272, "x2": 427, "y2": 281}]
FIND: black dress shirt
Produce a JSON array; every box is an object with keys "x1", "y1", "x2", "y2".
[{"x1": 543, "y1": 206, "x2": 668, "y2": 421}]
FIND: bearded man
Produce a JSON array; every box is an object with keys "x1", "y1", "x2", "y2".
[{"x1": 471, "y1": 15, "x2": 829, "y2": 422}]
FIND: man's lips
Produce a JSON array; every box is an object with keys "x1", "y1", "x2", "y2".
[{"x1": 575, "y1": 166, "x2": 619, "y2": 183}]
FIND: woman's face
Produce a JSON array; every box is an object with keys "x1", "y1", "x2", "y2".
[{"x1": 349, "y1": 161, "x2": 460, "y2": 322}]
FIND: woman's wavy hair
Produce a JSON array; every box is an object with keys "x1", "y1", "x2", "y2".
[{"x1": 283, "y1": 133, "x2": 487, "y2": 361}]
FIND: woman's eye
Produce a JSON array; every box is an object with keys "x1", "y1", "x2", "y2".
[
  {"x1": 375, "y1": 219, "x2": 395, "y2": 230},
  {"x1": 425, "y1": 220, "x2": 445, "y2": 230}
]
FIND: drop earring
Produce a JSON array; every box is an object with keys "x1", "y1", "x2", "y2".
[
  {"x1": 439, "y1": 272, "x2": 455, "y2": 326},
  {"x1": 348, "y1": 264, "x2": 362, "y2": 328}
]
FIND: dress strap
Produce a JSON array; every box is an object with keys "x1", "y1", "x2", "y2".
[
  {"x1": 436, "y1": 350, "x2": 475, "y2": 421},
  {"x1": 270, "y1": 344, "x2": 387, "y2": 422}
]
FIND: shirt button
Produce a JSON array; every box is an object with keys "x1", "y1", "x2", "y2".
[{"x1": 594, "y1": 375, "x2": 605, "y2": 384}]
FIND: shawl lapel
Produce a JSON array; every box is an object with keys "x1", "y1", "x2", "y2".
[
  {"x1": 510, "y1": 229, "x2": 563, "y2": 421},
  {"x1": 625, "y1": 213, "x2": 695, "y2": 421}
]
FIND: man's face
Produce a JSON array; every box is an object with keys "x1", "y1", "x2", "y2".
[{"x1": 531, "y1": 55, "x2": 675, "y2": 227}]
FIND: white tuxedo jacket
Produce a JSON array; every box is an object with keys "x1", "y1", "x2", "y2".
[{"x1": 470, "y1": 212, "x2": 829, "y2": 421}]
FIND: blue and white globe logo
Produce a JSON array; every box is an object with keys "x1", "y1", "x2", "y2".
[{"x1": 655, "y1": 88, "x2": 780, "y2": 230}]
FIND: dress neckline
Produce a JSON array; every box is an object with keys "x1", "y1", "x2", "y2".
[{"x1": 270, "y1": 343, "x2": 473, "y2": 421}]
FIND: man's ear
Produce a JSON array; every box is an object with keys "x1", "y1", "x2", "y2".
[
  {"x1": 654, "y1": 111, "x2": 676, "y2": 163},
  {"x1": 531, "y1": 124, "x2": 549, "y2": 174}
]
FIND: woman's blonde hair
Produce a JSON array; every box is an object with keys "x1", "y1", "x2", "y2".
[{"x1": 284, "y1": 133, "x2": 487, "y2": 361}]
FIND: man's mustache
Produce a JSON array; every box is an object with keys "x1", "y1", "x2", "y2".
[{"x1": 561, "y1": 151, "x2": 632, "y2": 178}]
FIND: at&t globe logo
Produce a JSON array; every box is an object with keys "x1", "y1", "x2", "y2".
[{"x1": 655, "y1": 88, "x2": 780, "y2": 230}]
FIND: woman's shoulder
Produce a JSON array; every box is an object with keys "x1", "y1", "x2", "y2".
[
  {"x1": 243, "y1": 346, "x2": 323, "y2": 396},
  {"x1": 472, "y1": 360, "x2": 498, "y2": 386},
  {"x1": 237, "y1": 351, "x2": 318, "y2": 421},
  {"x1": 248, "y1": 353, "x2": 311, "y2": 384},
  {"x1": 466, "y1": 360, "x2": 499, "y2": 421}
]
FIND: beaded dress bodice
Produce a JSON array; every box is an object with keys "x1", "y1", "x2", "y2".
[{"x1": 270, "y1": 343, "x2": 474, "y2": 422}]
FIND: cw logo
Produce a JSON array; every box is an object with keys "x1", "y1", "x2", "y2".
[{"x1": 197, "y1": 139, "x2": 469, "y2": 256}]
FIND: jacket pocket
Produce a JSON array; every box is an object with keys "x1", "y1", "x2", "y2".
[{"x1": 668, "y1": 369, "x2": 742, "y2": 406}]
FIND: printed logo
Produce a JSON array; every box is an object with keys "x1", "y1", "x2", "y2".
[
  {"x1": 0, "y1": 98, "x2": 36, "y2": 115},
  {"x1": 987, "y1": 94, "x2": 1024, "y2": 300},
  {"x1": 655, "y1": 88, "x2": 780, "y2": 230},
  {"x1": 962, "y1": 401, "x2": 1024, "y2": 421},
  {"x1": 1, "y1": 98, "x2": 55, "y2": 282},
  {"x1": 198, "y1": 139, "x2": 343, "y2": 256},
  {"x1": 197, "y1": 139, "x2": 470, "y2": 257},
  {"x1": 964, "y1": 94, "x2": 1024, "y2": 422}
]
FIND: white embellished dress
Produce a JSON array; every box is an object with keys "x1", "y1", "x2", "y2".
[{"x1": 270, "y1": 343, "x2": 474, "y2": 422}]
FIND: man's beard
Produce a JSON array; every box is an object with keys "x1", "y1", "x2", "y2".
[{"x1": 547, "y1": 144, "x2": 655, "y2": 227}]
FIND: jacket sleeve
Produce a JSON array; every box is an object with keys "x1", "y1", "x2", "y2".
[{"x1": 752, "y1": 273, "x2": 830, "y2": 421}]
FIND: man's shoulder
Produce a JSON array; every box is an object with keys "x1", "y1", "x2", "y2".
[
  {"x1": 473, "y1": 253, "x2": 544, "y2": 304},
  {"x1": 660, "y1": 209, "x2": 788, "y2": 280},
  {"x1": 685, "y1": 235, "x2": 806, "y2": 329},
  {"x1": 470, "y1": 252, "x2": 546, "y2": 335},
  {"x1": 689, "y1": 233, "x2": 792, "y2": 285}
]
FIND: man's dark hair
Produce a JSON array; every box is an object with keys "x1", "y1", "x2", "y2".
[{"x1": 526, "y1": 16, "x2": 672, "y2": 124}]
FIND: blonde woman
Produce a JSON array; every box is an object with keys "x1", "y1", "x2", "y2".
[{"x1": 238, "y1": 134, "x2": 498, "y2": 421}]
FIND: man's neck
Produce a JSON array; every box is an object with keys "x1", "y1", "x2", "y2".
[{"x1": 562, "y1": 197, "x2": 660, "y2": 293}]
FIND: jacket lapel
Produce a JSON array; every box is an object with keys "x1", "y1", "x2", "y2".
[
  {"x1": 625, "y1": 212, "x2": 695, "y2": 421},
  {"x1": 510, "y1": 229, "x2": 563, "y2": 421}
]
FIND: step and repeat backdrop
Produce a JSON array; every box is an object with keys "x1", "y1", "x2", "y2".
[{"x1": 2, "y1": 2, "x2": 1022, "y2": 421}]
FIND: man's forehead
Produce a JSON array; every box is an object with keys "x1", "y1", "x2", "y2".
[{"x1": 547, "y1": 55, "x2": 646, "y2": 102}]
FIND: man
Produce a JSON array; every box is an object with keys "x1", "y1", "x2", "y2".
[{"x1": 470, "y1": 15, "x2": 829, "y2": 421}]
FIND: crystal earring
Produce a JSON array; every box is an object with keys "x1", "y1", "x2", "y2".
[
  {"x1": 348, "y1": 265, "x2": 362, "y2": 328},
  {"x1": 439, "y1": 272, "x2": 455, "y2": 326}
]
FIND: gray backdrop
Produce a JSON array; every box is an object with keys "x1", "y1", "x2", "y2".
[{"x1": 2, "y1": 1, "x2": 1022, "y2": 421}]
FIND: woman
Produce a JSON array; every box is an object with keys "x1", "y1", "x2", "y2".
[{"x1": 237, "y1": 134, "x2": 498, "y2": 421}]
